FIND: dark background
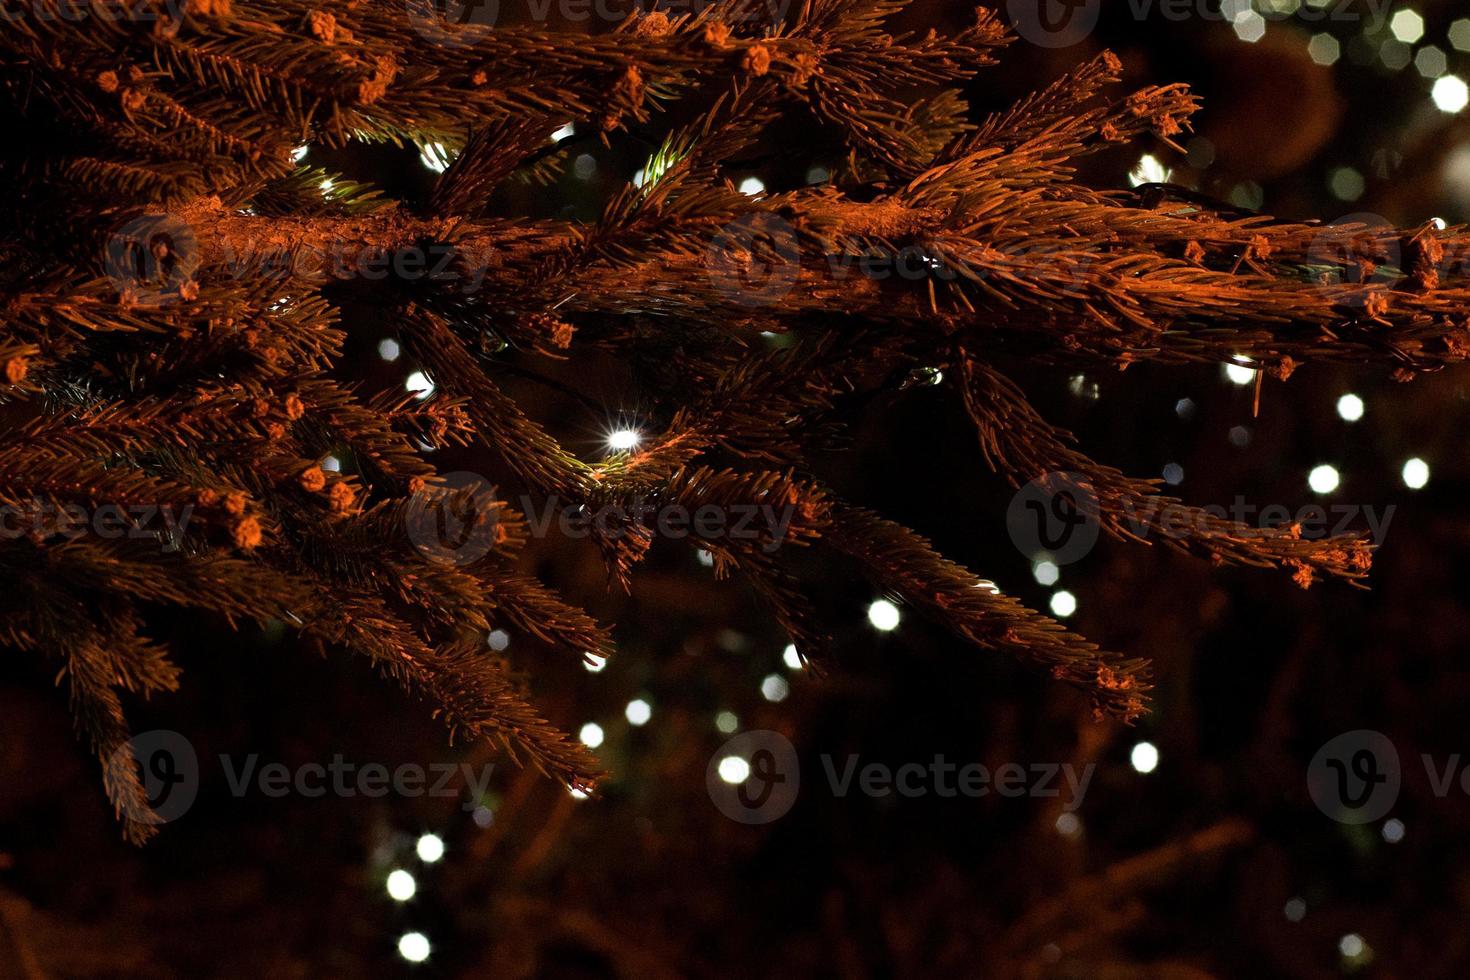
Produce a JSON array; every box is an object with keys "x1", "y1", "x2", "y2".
[{"x1": 5, "y1": 1, "x2": 1470, "y2": 976}]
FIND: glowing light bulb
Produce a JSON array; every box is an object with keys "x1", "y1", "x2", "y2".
[
  {"x1": 405, "y1": 370, "x2": 435, "y2": 400},
  {"x1": 1337, "y1": 393, "x2": 1364, "y2": 421},
  {"x1": 1402, "y1": 458, "x2": 1430, "y2": 489},
  {"x1": 579, "y1": 722, "x2": 605, "y2": 748},
  {"x1": 1223, "y1": 360, "x2": 1257, "y2": 385},
  {"x1": 867, "y1": 599, "x2": 901, "y2": 632},
  {"x1": 398, "y1": 932, "x2": 431, "y2": 963},
  {"x1": 1130, "y1": 741, "x2": 1159, "y2": 774},
  {"x1": 718, "y1": 756, "x2": 750, "y2": 784},
  {"x1": 760, "y1": 673, "x2": 790, "y2": 703},
  {"x1": 1433, "y1": 75, "x2": 1469, "y2": 113},
  {"x1": 416, "y1": 834, "x2": 444, "y2": 864},
  {"x1": 584, "y1": 654, "x2": 607, "y2": 673},
  {"x1": 1050, "y1": 590, "x2": 1077, "y2": 618},
  {"x1": 607, "y1": 428, "x2": 640, "y2": 452},
  {"x1": 782, "y1": 644, "x2": 803, "y2": 670},
  {"x1": 1308, "y1": 464, "x2": 1340, "y2": 494},
  {"x1": 387, "y1": 869, "x2": 416, "y2": 902},
  {"x1": 625, "y1": 698, "x2": 652, "y2": 726}
]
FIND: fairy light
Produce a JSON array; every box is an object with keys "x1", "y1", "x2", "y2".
[
  {"x1": 1284, "y1": 897, "x2": 1307, "y2": 922},
  {"x1": 867, "y1": 599, "x2": 901, "y2": 631},
  {"x1": 551, "y1": 122, "x2": 575, "y2": 142},
  {"x1": 419, "y1": 142, "x2": 451, "y2": 173},
  {"x1": 1337, "y1": 393, "x2": 1364, "y2": 421},
  {"x1": 1389, "y1": 9, "x2": 1424, "y2": 43},
  {"x1": 1432, "y1": 75, "x2": 1469, "y2": 113},
  {"x1": 487, "y1": 629, "x2": 509, "y2": 651},
  {"x1": 1130, "y1": 741, "x2": 1159, "y2": 774},
  {"x1": 398, "y1": 932, "x2": 431, "y2": 963},
  {"x1": 760, "y1": 673, "x2": 790, "y2": 702},
  {"x1": 1329, "y1": 167, "x2": 1365, "y2": 202},
  {"x1": 737, "y1": 176, "x2": 766, "y2": 196},
  {"x1": 625, "y1": 698, "x2": 652, "y2": 726},
  {"x1": 1416, "y1": 46, "x2": 1448, "y2": 78},
  {"x1": 1128, "y1": 154, "x2": 1171, "y2": 187},
  {"x1": 405, "y1": 370, "x2": 435, "y2": 400},
  {"x1": 1379, "y1": 39, "x2": 1412, "y2": 72},
  {"x1": 568, "y1": 786, "x2": 589, "y2": 800},
  {"x1": 386, "y1": 869, "x2": 416, "y2": 902},
  {"x1": 1308, "y1": 464, "x2": 1340, "y2": 494},
  {"x1": 1453, "y1": 19, "x2": 1470, "y2": 52},
  {"x1": 1231, "y1": 9, "x2": 1265, "y2": 43},
  {"x1": 1033, "y1": 559, "x2": 1059, "y2": 586},
  {"x1": 1338, "y1": 933, "x2": 1368, "y2": 962},
  {"x1": 1402, "y1": 458, "x2": 1430, "y2": 489},
  {"x1": 782, "y1": 644, "x2": 803, "y2": 670},
  {"x1": 1162, "y1": 463, "x2": 1184, "y2": 486},
  {"x1": 378, "y1": 338, "x2": 401, "y2": 361},
  {"x1": 718, "y1": 755, "x2": 750, "y2": 784},
  {"x1": 1054, "y1": 812, "x2": 1081, "y2": 837},
  {"x1": 1223, "y1": 359, "x2": 1257, "y2": 385},
  {"x1": 1307, "y1": 33, "x2": 1340, "y2": 66},
  {"x1": 416, "y1": 833, "x2": 445, "y2": 863},
  {"x1": 584, "y1": 653, "x2": 607, "y2": 673},
  {"x1": 1382, "y1": 818, "x2": 1405, "y2": 843},
  {"x1": 607, "y1": 428, "x2": 641, "y2": 452},
  {"x1": 715, "y1": 710, "x2": 739, "y2": 734},
  {"x1": 1050, "y1": 590, "x2": 1077, "y2": 618},
  {"x1": 579, "y1": 722, "x2": 605, "y2": 748}
]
